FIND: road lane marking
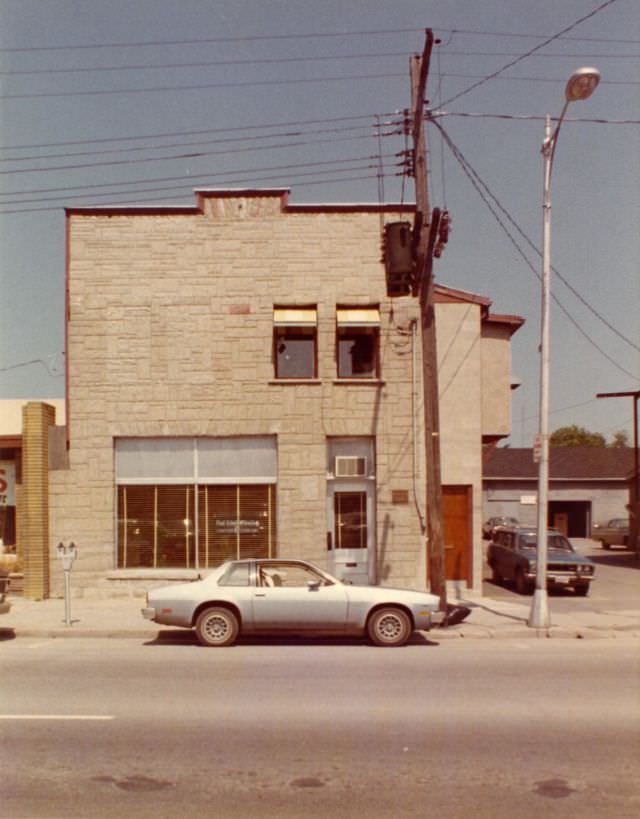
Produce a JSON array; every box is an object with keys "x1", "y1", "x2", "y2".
[{"x1": 0, "y1": 715, "x2": 115, "y2": 720}]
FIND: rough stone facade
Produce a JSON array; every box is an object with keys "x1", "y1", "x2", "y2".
[{"x1": 45, "y1": 189, "x2": 519, "y2": 597}]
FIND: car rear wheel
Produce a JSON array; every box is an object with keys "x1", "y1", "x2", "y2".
[
  {"x1": 195, "y1": 607, "x2": 239, "y2": 647},
  {"x1": 367, "y1": 607, "x2": 412, "y2": 647},
  {"x1": 490, "y1": 563, "x2": 502, "y2": 584}
]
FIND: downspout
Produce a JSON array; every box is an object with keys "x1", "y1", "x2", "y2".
[{"x1": 412, "y1": 319, "x2": 426, "y2": 532}]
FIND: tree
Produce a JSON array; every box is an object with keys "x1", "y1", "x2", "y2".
[
  {"x1": 610, "y1": 430, "x2": 629, "y2": 448},
  {"x1": 550, "y1": 425, "x2": 606, "y2": 447}
]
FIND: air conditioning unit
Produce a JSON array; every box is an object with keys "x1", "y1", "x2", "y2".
[{"x1": 335, "y1": 456, "x2": 367, "y2": 478}]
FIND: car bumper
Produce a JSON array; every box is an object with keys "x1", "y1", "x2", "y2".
[
  {"x1": 141, "y1": 607, "x2": 157, "y2": 621},
  {"x1": 524, "y1": 571, "x2": 593, "y2": 586},
  {"x1": 414, "y1": 609, "x2": 445, "y2": 630}
]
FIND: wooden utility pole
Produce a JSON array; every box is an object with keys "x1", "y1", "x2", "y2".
[{"x1": 410, "y1": 30, "x2": 447, "y2": 609}]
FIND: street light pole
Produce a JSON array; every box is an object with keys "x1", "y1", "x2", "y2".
[{"x1": 529, "y1": 67, "x2": 600, "y2": 629}]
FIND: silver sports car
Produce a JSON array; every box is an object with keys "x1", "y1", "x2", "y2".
[{"x1": 142, "y1": 558, "x2": 444, "y2": 647}]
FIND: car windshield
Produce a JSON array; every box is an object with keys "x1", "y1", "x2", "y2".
[{"x1": 520, "y1": 534, "x2": 573, "y2": 552}]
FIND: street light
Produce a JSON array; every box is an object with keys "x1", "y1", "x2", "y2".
[{"x1": 528, "y1": 67, "x2": 600, "y2": 630}]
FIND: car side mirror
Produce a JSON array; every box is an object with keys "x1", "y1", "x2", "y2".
[{"x1": 307, "y1": 579, "x2": 321, "y2": 591}]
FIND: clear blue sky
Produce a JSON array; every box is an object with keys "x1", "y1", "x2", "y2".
[{"x1": 1, "y1": 0, "x2": 638, "y2": 446}]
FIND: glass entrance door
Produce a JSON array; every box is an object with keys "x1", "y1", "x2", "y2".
[
  {"x1": 328, "y1": 485, "x2": 374, "y2": 585},
  {"x1": 335, "y1": 491, "x2": 367, "y2": 549}
]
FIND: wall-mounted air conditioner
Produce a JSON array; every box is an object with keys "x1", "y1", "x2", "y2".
[{"x1": 335, "y1": 456, "x2": 367, "y2": 478}]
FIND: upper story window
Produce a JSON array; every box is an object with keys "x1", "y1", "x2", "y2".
[
  {"x1": 336, "y1": 307, "x2": 380, "y2": 379},
  {"x1": 273, "y1": 306, "x2": 317, "y2": 379}
]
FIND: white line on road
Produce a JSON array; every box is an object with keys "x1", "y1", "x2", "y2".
[{"x1": 0, "y1": 715, "x2": 115, "y2": 720}]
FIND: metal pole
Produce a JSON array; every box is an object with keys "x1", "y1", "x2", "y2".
[
  {"x1": 529, "y1": 114, "x2": 553, "y2": 629},
  {"x1": 63, "y1": 569, "x2": 71, "y2": 626}
]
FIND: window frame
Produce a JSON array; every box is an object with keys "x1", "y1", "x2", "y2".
[
  {"x1": 335, "y1": 306, "x2": 381, "y2": 380},
  {"x1": 273, "y1": 305, "x2": 318, "y2": 380}
]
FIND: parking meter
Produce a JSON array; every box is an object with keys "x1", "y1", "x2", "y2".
[{"x1": 57, "y1": 542, "x2": 78, "y2": 625}]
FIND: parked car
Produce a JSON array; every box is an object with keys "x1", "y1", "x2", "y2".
[
  {"x1": 142, "y1": 558, "x2": 444, "y2": 647},
  {"x1": 591, "y1": 518, "x2": 629, "y2": 549},
  {"x1": 487, "y1": 526, "x2": 595, "y2": 596},
  {"x1": 482, "y1": 516, "x2": 519, "y2": 540},
  {"x1": 0, "y1": 569, "x2": 10, "y2": 614}
]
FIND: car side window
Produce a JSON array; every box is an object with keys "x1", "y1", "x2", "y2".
[
  {"x1": 259, "y1": 563, "x2": 330, "y2": 588},
  {"x1": 218, "y1": 563, "x2": 251, "y2": 587}
]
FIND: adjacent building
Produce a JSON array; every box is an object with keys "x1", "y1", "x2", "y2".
[{"x1": 483, "y1": 446, "x2": 635, "y2": 537}]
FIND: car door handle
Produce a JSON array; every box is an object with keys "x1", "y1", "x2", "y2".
[{"x1": 254, "y1": 592, "x2": 267, "y2": 597}]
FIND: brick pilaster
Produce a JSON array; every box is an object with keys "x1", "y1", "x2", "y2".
[{"x1": 21, "y1": 402, "x2": 56, "y2": 599}]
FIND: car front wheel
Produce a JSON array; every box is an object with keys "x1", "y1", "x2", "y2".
[
  {"x1": 195, "y1": 607, "x2": 239, "y2": 647},
  {"x1": 574, "y1": 584, "x2": 590, "y2": 597},
  {"x1": 367, "y1": 607, "x2": 412, "y2": 647}
]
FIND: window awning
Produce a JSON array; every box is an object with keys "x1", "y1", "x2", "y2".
[
  {"x1": 273, "y1": 307, "x2": 317, "y2": 326},
  {"x1": 336, "y1": 307, "x2": 380, "y2": 327}
]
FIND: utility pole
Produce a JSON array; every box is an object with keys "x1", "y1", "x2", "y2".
[{"x1": 410, "y1": 29, "x2": 447, "y2": 610}]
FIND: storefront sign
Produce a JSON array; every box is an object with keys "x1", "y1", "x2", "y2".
[
  {"x1": 0, "y1": 462, "x2": 16, "y2": 506},
  {"x1": 215, "y1": 518, "x2": 261, "y2": 534}
]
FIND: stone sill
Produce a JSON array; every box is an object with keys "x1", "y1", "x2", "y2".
[
  {"x1": 268, "y1": 379, "x2": 322, "y2": 386},
  {"x1": 332, "y1": 379, "x2": 386, "y2": 386}
]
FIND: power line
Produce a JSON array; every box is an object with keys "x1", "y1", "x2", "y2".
[
  {"x1": 431, "y1": 111, "x2": 640, "y2": 125},
  {"x1": 3, "y1": 49, "x2": 637, "y2": 77},
  {"x1": 0, "y1": 168, "x2": 384, "y2": 215},
  {"x1": 2, "y1": 23, "x2": 638, "y2": 53},
  {"x1": 0, "y1": 153, "x2": 395, "y2": 204},
  {"x1": 0, "y1": 27, "x2": 422, "y2": 53},
  {"x1": 0, "y1": 71, "x2": 408, "y2": 101},
  {"x1": 2, "y1": 70, "x2": 634, "y2": 104},
  {"x1": 0, "y1": 132, "x2": 380, "y2": 176},
  {"x1": 431, "y1": 119, "x2": 639, "y2": 379},
  {"x1": 440, "y1": 0, "x2": 622, "y2": 107},
  {"x1": 0, "y1": 123, "x2": 375, "y2": 166},
  {"x1": 0, "y1": 113, "x2": 382, "y2": 153}
]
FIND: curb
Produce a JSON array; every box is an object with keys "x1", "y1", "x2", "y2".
[{"x1": 5, "y1": 624, "x2": 639, "y2": 641}]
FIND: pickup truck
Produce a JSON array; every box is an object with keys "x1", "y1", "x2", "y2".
[{"x1": 591, "y1": 518, "x2": 629, "y2": 549}]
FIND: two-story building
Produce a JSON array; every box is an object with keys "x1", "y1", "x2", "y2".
[{"x1": 19, "y1": 188, "x2": 522, "y2": 598}]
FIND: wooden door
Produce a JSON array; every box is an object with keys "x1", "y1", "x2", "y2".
[{"x1": 442, "y1": 485, "x2": 472, "y2": 585}]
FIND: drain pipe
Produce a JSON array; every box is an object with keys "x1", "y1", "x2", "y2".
[{"x1": 412, "y1": 319, "x2": 426, "y2": 533}]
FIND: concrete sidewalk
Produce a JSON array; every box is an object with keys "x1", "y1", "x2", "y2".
[{"x1": 2, "y1": 591, "x2": 639, "y2": 640}]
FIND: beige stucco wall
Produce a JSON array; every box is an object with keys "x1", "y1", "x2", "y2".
[{"x1": 481, "y1": 323, "x2": 514, "y2": 438}]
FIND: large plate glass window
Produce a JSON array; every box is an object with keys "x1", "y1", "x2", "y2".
[
  {"x1": 336, "y1": 307, "x2": 380, "y2": 379},
  {"x1": 273, "y1": 306, "x2": 317, "y2": 379},
  {"x1": 115, "y1": 437, "x2": 277, "y2": 570}
]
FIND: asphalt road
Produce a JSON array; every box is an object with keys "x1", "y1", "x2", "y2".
[
  {"x1": 1, "y1": 634, "x2": 638, "y2": 818},
  {"x1": 483, "y1": 538, "x2": 640, "y2": 612}
]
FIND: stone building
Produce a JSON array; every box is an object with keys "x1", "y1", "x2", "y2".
[{"x1": 19, "y1": 188, "x2": 522, "y2": 597}]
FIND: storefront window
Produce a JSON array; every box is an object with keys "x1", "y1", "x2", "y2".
[{"x1": 115, "y1": 436, "x2": 278, "y2": 570}]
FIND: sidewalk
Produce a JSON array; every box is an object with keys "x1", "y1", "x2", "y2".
[{"x1": 2, "y1": 591, "x2": 640, "y2": 640}]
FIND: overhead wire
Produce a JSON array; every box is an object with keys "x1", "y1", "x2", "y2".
[
  {"x1": 2, "y1": 22, "x2": 638, "y2": 53},
  {"x1": 439, "y1": 0, "x2": 622, "y2": 108},
  {"x1": 0, "y1": 152, "x2": 396, "y2": 205},
  {"x1": 2, "y1": 49, "x2": 637, "y2": 78},
  {"x1": 430, "y1": 118, "x2": 639, "y2": 380}
]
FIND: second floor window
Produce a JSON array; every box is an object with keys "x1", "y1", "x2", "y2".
[
  {"x1": 336, "y1": 307, "x2": 380, "y2": 379},
  {"x1": 273, "y1": 306, "x2": 317, "y2": 379}
]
